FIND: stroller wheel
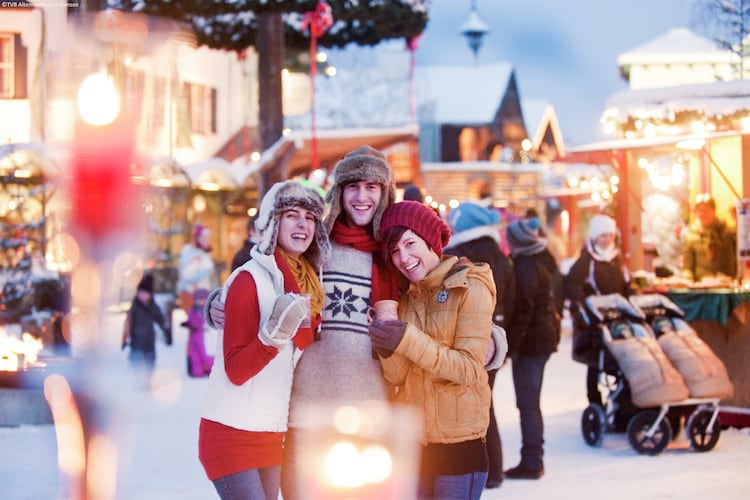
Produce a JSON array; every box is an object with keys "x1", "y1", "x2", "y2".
[
  {"x1": 581, "y1": 404, "x2": 607, "y2": 447},
  {"x1": 686, "y1": 407, "x2": 721, "y2": 452},
  {"x1": 627, "y1": 410, "x2": 672, "y2": 456}
]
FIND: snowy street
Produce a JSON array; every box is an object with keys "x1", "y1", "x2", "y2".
[{"x1": 1, "y1": 311, "x2": 749, "y2": 500}]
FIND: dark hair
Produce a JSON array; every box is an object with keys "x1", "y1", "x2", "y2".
[
  {"x1": 403, "y1": 184, "x2": 423, "y2": 203},
  {"x1": 381, "y1": 225, "x2": 408, "y2": 267}
]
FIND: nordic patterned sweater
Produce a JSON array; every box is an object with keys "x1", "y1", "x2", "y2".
[{"x1": 287, "y1": 240, "x2": 389, "y2": 426}]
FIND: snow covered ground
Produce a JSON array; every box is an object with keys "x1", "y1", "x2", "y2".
[{"x1": 1, "y1": 310, "x2": 749, "y2": 500}]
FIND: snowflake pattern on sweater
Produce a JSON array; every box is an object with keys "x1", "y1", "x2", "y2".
[{"x1": 288, "y1": 241, "x2": 388, "y2": 426}]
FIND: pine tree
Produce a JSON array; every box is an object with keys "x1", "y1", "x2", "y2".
[{"x1": 108, "y1": 0, "x2": 429, "y2": 193}]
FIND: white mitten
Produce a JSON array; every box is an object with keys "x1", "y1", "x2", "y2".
[
  {"x1": 485, "y1": 325, "x2": 508, "y2": 371},
  {"x1": 259, "y1": 294, "x2": 307, "y2": 349},
  {"x1": 204, "y1": 287, "x2": 224, "y2": 329}
]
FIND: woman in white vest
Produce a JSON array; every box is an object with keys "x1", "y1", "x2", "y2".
[{"x1": 198, "y1": 181, "x2": 330, "y2": 500}]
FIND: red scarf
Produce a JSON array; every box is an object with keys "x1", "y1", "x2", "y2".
[{"x1": 330, "y1": 219, "x2": 401, "y2": 303}]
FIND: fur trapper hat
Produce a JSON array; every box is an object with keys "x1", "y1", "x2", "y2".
[
  {"x1": 324, "y1": 145, "x2": 396, "y2": 239},
  {"x1": 255, "y1": 181, "x2": 330, "y2": 270}
]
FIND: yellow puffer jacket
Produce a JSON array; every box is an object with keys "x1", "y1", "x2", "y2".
[{"x1": 380, "y1": 256, "x2": 495, "y2": 444}]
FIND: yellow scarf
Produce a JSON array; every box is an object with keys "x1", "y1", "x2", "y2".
[{"x1": 279, "y1": 248, "x2": 324, "y2": 318}]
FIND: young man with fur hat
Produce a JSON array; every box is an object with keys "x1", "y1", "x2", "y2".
[
  {"x1": 198, "y1": 180, "x2": 330, "y2": 500},
  {"x1": 281, "y1": 145, "x2": 403, "y2": 499}
]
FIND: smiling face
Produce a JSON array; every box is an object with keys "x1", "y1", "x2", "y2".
[
  {"x1": 389, "y1": 229, "x2": 441, "y2": 283},
  {"x1": 341, "y1": 180, "x2": 383, "y2": 228},
  {"x1": 276, "y1": 206, "x2": 317, "y2": 258}
]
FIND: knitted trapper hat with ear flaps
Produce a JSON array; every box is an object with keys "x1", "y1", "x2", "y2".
[
  {"x1": 255, "y1": 181, "x2": 331, "y2": 270},
  {"x1": 324, "y1": 145, "x2": 396, "y2": 239}
]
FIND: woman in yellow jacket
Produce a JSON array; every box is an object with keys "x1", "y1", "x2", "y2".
[{"x1": 368, "y1": 201, "x2": 496, "y2": 500}]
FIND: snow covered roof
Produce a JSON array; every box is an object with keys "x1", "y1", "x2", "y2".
[
  {"x1": 256, "y1": 124, "x2": 419, "y2": 174},
  {"x1": 414, "y1": 62, "x2": 513, "y2": 124},
  {"x1": 522, "y1": 99, "x2": 566, "y2": 156},
  {"x1": 617, "y1": 27, "x2": 738, "y2": 65},
  {"x1": 522, "y1": 99, "x2": 548, "y2": 135},
  {"x1": 603, "y1": 79, "x2": 750, "y2": 123},
  {"x1": 566, "y1": 130, "x2": 739, "y2": 155}
]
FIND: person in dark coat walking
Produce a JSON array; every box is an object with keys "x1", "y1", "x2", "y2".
[
  {"x1": 445, "y1": 201, "x2": 515, "y2": 490},
  {"x1": 121, "y1": 274, "x2": 172, "y2": 381},
  {"x1": 504, "y1": 219, "x2": 560, "y2": 480}
]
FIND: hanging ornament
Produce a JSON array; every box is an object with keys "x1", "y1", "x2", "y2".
[
  {"x1": 302, "y1": 1, "x2": 333, "y2": 171},
  {"x1": 405, "y1": 34, "x2": 421, "y2": 120}
]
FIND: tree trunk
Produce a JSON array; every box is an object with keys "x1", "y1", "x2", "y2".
[{"x1": 256, "y1": 12, "x2": 286, "y2": 197}]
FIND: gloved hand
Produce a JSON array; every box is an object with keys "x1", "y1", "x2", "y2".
[
  {"x1": 205, "y1": 288, "x2": 225, "y2": 329},
  {"x1": 484, "y1": 325, "x2": 508, "y2": 370},
  {"x1": 259, "y1": 294, "x2": 307, "y2": 349},
  {"x1": 368, "y1": 319, "x2": 406, "y2": 358}
]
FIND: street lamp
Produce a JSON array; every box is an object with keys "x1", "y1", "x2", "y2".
[{"x1": 460, "y1": 0, "x2": 489, "y2": 65}]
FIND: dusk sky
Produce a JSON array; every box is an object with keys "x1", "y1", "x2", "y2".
[{"x1": 414, "y1": 0, "x2": 704, "y2": 146}]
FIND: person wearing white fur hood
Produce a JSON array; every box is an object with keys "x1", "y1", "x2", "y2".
[
  {"x1": 563, "y1": 213, "x2": 636, "y2": 412},
  {"x1": 198, "y1": 181, "x2": 329, "y2": 500}
]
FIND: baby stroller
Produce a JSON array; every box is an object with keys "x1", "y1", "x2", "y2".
[{"x1": 574, "y1": 293, "x2": 729, "y2": 455}]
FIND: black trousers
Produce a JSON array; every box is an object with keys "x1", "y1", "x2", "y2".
[{"x1": 487, "y1": 368, "x2": 503, "y2": 483}]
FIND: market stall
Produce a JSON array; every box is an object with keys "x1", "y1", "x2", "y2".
[{"x1": 660, "y1": 286, "x2": 750, "y2": 427}]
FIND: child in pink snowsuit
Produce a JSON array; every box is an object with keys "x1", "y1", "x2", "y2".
[{"x1": 186, "y1": 288, "x2": 214, "y2": 377}]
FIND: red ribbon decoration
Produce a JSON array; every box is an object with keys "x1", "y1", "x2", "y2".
[
  {"x1": 405, "y1": 34, "x2": 421, "y2": 120},
  {"x1": 405, "y1": 35, "x2": 422, "y2": 178},
  {"x1": 302, "y1": 1, "x2": 333, "y2": 171}
]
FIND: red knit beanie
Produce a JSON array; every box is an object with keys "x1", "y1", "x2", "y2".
[{"x1": 379, "y1": 201, "x2": 451, "y2": 256}]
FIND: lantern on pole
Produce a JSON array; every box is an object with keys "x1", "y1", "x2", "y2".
[{"x1": 460, "y1": 0, "x2": 489, "y2": 65}]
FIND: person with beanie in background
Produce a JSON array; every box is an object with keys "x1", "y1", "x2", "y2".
[
  {"x1": 198, "y1": 180, "x2": 330, "y2": 500},
  {"x1": 371, "y1": 200, "x2": 496, "y2": 500},
  {"x1": 504, "y1": 219, "x2": 560, "y2": 480},
  {"x1": 184, "y1": 288, "x2": 214, "y2": 378},
  {"x1": 178, "y1": 223, "x2": 216, "y2": 312},
  {"x1": 121, "y1": 273, "x2": 172, "y2": 383},
  {"x1": 445, "y1": 201, "x2": 515, "y2": 490},
  {"x1": 564, "y1": 213, "x2": 636, "y2": 425},
  {"x1": 204, "y1": 145, "x2": 401, "y2": 500}
]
